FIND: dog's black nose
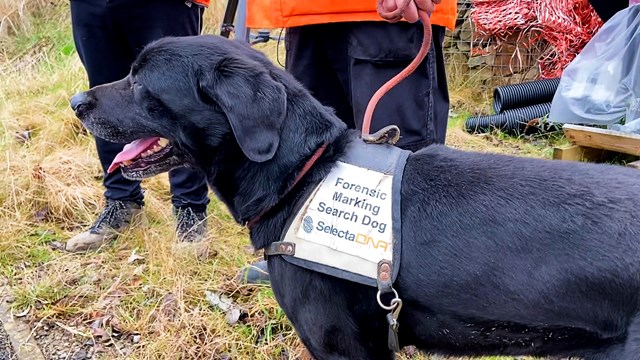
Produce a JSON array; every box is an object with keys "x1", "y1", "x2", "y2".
[{"x1": 70, "y1": 92, "x2": 90, "y2": 111}]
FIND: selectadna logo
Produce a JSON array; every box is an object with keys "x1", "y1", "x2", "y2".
[{"x1": 302, "y1": 216, "x2": 314, "y2": 233}]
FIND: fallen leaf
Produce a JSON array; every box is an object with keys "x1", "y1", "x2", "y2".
[
  {"x1": 49, "y1": 241, "x2": 65, "y2": 251},
  {"x1": 13, "y1": 306, "x2": 30, "y2": 317},
  {"x1": 225, "y1": 308, "x2": 241, "y2": 324},
  {"x1": 95, "y1": 290, "x2": 124, "y2": 310},
  {"x1": 403, "y1": 345, "x2": 418, "y2": 357},
  {"x1": 130, "y1": 277, "x2": 144, "y2": 287},
  {"x1": 93, "y1": 344, "x2": 107, "y2": 353},
  {"x1": 31, "y1": 165, "x2": 45, "y2": 181},
  {"x1": 127, "y1": 250, "x2": 145, "y2": 264},
  {"x1": 204, "y1": 290, "x2": 246, "y2": 325},
  {"x1": 14, "y1": 130, "x2": 32, "y2": 143},
  {"x1": 34, "y1": 207, "x2": 50, "y2": 222},
  {"x1": 91, "y1": 327, "x2": 110, "y2": 342},
  {"x1": 87, "y1": 310, "x2": 105, "y2": 322},
  {"x1": 133, "y1": 264, "x2": 146, "y2": 276},
  {"x1": 160, "y1": 293, "x2": 177, "y2": 320},
  {"x1": 110, "y1": 316, "x2": 125, "y2": 333},
  {"x1": 298, "y1": 348, "x2": 314, "y2": 360},
  {"x1": 91, "y1": 317, "x2": 103, "y2": 329},
  {"x1": 205, "y1": 290, "x2": 233, "y2": 312}
]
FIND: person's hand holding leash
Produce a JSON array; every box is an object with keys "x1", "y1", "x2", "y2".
[{"x1": 378, "y1": 0, "x2": 441, "y2": 23}]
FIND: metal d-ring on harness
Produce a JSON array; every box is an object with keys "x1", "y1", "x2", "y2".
[
  {"x1": 376, "y1": 259, "x2": 403, "y2": 351},
  {"x1": 364, "y1": 0, "x2": 437, "y2": 352}
]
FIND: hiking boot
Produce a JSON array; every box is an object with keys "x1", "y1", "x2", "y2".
[
  {"x1": 65, "y1": 200, "x2": 143, "y2": 252},
  {"x1": 236, "y1": 260, "x2": 270, "y2": 285},
  {"x1": 174, "y1": 207, "x2": 207, "y2": 242},
  {"x1": 172, "y1": 207, "x2": 209, "y2": 259}
]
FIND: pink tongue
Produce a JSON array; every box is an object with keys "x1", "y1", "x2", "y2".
[{"x1": 107, "y1": 137, "x2": 160, "y2": 173}]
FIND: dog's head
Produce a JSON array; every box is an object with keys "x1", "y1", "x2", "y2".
[{"x1": 71, "y1": 35, "x2": 289, "y2": 179}]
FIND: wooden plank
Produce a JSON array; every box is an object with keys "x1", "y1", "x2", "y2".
[
  {"x1": 552, "y1": 145, "x2": 607, "y2": 162},
  {"x1": 628, "y1": 160, "x2": 640, "y2": 170},
  {"x1": 553, "y1": 145, "x2": 584, "y2": 161},
  {"x1": 563, "y1": 124, "x2": 640, "y2": 157}
]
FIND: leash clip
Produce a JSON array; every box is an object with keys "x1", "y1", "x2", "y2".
[
  {"x1": 377, "y1": 289, "x2": 403, "y2": 352},
  {"x1": 376, "y1": 259, "x2": 403, "y2": 352},
  {"x1": 362, "y1": 125, "x2": 401, "y2": 145}
]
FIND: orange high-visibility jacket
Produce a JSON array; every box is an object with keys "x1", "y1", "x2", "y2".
[
  {"x1": 192, "y1": 0, "x2": 210, "y2": 7},
  {"x1": 246, "y1": 0, "x2": 457, "y2": 31}
]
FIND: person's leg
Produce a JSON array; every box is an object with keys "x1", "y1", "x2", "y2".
[
  {"x1": 71, "y1": 0, "x2": 146, "y2": 203},
  {"x1": 113, "y1": 0, "x2": 210, "y2": 243},
  {"x1": 66, "y1": 0, "x2": 144, "y2": 252},
  {"x1": 71, "y1": 0, "x2": 145, "y2": 203},
  {"x1": 346, "y1": 21, "x2": 437, "y2": 152},
  {"x1": 431, "y1": 25, "x2": 450, "y2": 145}
]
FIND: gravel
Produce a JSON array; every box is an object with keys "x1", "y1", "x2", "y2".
[
  {"x1": 0, "y1": 319, "x2": 16, "y2": 360},
  {"x1": 33, "y1": 322, "x2": 134, "y2": 360}
]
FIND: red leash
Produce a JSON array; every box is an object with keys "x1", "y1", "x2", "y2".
[{"x1": 362, "y1": 0, "x2": 438, "y2": 137}]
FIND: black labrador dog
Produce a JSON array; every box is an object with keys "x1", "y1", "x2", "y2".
[{"x1": 70, "y1": 35, "x2": 640, "y2": 360}]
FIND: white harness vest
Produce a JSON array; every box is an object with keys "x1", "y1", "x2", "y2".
[{"x1": 266, "y1": 140, "x2": 410, "y2": 288}]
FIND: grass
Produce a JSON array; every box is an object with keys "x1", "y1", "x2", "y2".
[{"x1": 0, "y1": 1, "x2": 559, "y2": 359}]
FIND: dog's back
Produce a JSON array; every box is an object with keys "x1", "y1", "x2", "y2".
[{"x1": 396, "y1": 144, "x2": 640, "y2": 357}]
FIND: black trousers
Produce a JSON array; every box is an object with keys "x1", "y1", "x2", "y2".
[
  {"x1": 70, "y1": 0, "x2": 209, "y2": 212},
  {"x1": 285, "y1": 22, "x2": 449, "y2": 151},
  {"x1": 588, "y1": 0, "x2": 629, "y2": 22}
]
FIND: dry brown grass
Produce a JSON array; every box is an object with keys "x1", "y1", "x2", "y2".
[
  {"x1": 0, "y1": 3, "x2": 307, "y2": 359},
  {"x1": 0, "y1": 0, "x2": 45, "y2": 37},
  {"x1": 0, "y1": 2, "x2": 552, "y2": 359}
]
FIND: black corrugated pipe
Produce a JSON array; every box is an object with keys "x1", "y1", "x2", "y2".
[
  {"x1": 493, "y1": 78, "x2": 560, "y2": 113},
  {"x1": 465, "y1": 102, "x2": 553, "y2": 135}
]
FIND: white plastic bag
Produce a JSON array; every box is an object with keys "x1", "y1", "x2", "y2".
[
  {"x1": 611, "y1": 97, "x2": 640, "y2": 133},
  {"x1": 548, "y1": 5, "x2": 640, "y2": 132}
]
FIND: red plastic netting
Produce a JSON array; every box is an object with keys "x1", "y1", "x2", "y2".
[{"x1": 470, "y1": 0, "x2": 603, "y2": 78}]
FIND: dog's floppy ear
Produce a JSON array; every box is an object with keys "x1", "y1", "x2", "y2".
[{"x1": 199, "y1": 55, "x2": 287, "y2": 162}]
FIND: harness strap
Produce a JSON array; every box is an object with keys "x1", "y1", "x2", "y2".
[
  {"x1": 265, "y1": 243, "x2": 395, "y2": 296},
  {"x1": 376, "y1": 260, "x2": 394, "y2": 294},
  {"x1": 264, "y1": 241, "x2": 296, "y2": 257}
]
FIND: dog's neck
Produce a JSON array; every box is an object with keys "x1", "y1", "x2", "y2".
[
  {"x1": 207, "y1": 86, "x2": 350, "y2": 247},
  {"x1": 245, "y1": 141, "x2": 329, "y2": 228}
]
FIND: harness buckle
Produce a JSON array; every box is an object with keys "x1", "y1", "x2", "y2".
[{"x1": 263, "y1": 241, "x2": 296, "y2": 257}]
